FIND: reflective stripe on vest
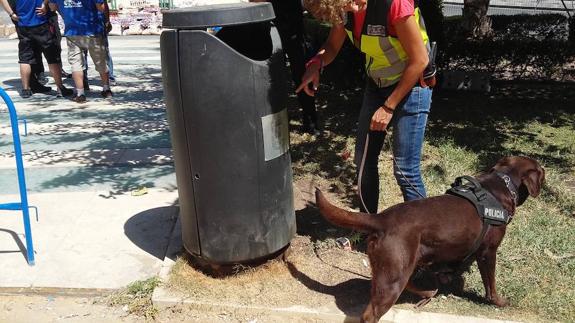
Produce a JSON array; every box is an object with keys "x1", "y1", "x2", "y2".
[{"x1": 345, "y1": 6, "x2": 429, "y2": 88}]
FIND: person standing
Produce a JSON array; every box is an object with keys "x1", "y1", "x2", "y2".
[
  {"x1": 250, "y1": 0, "x2": 320, "y2": 134},
  {"x1": 1, "y1": 0, "x2": 72, "y2": 98},
  {"x1": 48, "y1": 0, "x2": 112, "y2": 103},
  {"x1": 82, "y1": 0, "x2": 115, "y2": 91},
  {"x1": 31, "y1": 7, "x2": 72, "y2": 83},
  {"x1": 297, "y1": 0, "x2": 433, "y2": 212}
]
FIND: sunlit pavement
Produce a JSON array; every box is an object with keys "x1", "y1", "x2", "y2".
[{"x1": 0, "y1": 35, "x2": 179, "y2": 290}]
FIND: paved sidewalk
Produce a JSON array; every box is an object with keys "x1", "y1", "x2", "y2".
[
  {"x1": 0, "y1": 36, "x2": 179, "y2": 289},
  {"x1": 0, "y1": 190, "x2": 178, "y2": 289}
]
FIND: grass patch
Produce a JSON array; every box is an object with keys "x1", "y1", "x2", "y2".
[{"x1": 107, "y1": 277, "x2": 161, "y2": 320}]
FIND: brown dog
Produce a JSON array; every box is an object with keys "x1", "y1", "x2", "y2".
[{"x1": 315, "y1": 156, "x2": 545, "y2": 323}]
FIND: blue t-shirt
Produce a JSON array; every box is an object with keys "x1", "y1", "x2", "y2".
[
  {"x1": 16, "y1": 0, "x2": 48, "y2": 27},
  {"x1": 49, "y1": 0, "x2": 104, "y2": 36}
]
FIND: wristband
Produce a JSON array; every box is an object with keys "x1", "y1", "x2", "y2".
[
  {"x1": 382, "y1": 102, "x2": 394, "y2": 113},
  {"x1": 305, "y1": 55, "x2": 323, "y2": 73}
]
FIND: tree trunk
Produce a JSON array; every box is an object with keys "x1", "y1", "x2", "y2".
[{"x1": 462, "y1": 0, "x2": 492, "y2": 38}]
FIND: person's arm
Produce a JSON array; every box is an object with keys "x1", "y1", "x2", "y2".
[
  {"x1": 48, "y1": 0, "x2": 58, "y2": 13},
  {"x1": 102, "y1": 0, "x2": 111, "y2": 33},
  {"x1": 295, "y1": 23, "x2": 347, "y2": 97},
  {"x1": 95, "y1": 0, "x2": 106, "y2": 12},
  {"x1": 1, "y1": 0, "x2": 18, "y2": 22},
  {"x1": 369, "y1": 15, "x2": 429, "y2": 131},
  {"x1": 35, "y1": 0, "x2": 49, "y2": 16}
]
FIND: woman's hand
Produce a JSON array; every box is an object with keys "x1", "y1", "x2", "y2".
[
  {"x1": 296, "y1": 25, "x2": 347, "y2": 97},
  {"x1": 35, "y1": 4, "x2": 47, "y2": 16},
  {"x1": 295, "y1": 63, "x2": 321, "y2": 97},
  {"x1": 370, "y1": 106, "x2": 394, "y2": 131}
]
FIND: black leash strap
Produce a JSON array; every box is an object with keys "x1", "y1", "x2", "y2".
[{"x1": 461, "y1": 220, "x2": 490, "y2": 264}]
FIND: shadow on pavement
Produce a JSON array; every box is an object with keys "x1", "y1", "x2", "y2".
[
  {"x1": 124, "y1": 205, "x2": 178, "y2": 260},
  {"x1": 0, "y1": 228, "x2": 28, "y2": 262}
]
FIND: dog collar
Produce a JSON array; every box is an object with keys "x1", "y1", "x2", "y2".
[{"x1": 494, "y1": 172, "x2": 518, "y2": 206}]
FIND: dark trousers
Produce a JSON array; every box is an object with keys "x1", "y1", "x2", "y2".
[
  {"x1": 271, "y1": 0, "x2": 317, "y2": 125},
  {"x1": 30, "y1": 14, "x2": 62, "y2": 78}
]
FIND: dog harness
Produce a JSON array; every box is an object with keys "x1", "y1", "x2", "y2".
[
  {"x1": 446, "y1": 173, "x2": 518, "y2": 262},
  {"x1": 447, "y1": 175, "x2": 514, "y2": 225}
]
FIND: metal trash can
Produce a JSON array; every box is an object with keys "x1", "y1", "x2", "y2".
[{"x1": 161, "y1": 3, "x2": 295, "y2": 265}]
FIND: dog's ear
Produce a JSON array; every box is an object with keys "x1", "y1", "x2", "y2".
[{"x1": 521, "y1": 167, "x2": 545, "y2": 197}]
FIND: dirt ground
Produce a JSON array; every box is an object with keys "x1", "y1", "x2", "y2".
[
  {"x1": 0, "y1": 293, "x2": 144, "y2": 323},
  {"x1": 163, "y1": 176, "x2": 376, "y2": 315},
  {"x1": 0, "y1": 293, "x2": 324, "y2": 322}
]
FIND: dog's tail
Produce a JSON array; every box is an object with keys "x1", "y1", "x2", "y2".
[{"x1": 315, "y1": 189, "x2": 381, "y2": 232}]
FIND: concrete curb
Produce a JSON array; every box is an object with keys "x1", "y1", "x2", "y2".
[
  {"x1": 0, "y1": 287, "x2": 114, "y2": 297},
  {"x1": 152, "y1": 288, "x2": 520, "y2": 323}
]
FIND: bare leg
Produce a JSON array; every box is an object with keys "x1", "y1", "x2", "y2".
[
  {"x1": 72, "y1": 71, "x2": 84, "y2": 91},
  {"x1": 48, "y1": 63, "x2": 64, "y2": 88},
  {"x1": 20, "y1": 64, "x2": 32, "y2": 89},
  {"x1": 99, "y1": 70, "x2": 110, "y2": 87}
]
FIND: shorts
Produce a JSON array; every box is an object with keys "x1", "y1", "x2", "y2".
[
  {"x1": 17, "y1": 23, "x2": 62, "y2": 65},
  {"x1": 66, "y1": 35, "x2": 108, "y2": 73}
]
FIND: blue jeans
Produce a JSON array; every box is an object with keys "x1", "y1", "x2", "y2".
[{"x1": 354, "y1": 79, "x2": 432, "y2": 213}]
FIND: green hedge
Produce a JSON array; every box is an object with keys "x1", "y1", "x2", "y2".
[{"x1": 442, "y1": 14, "x2": 574, "y2": 80}]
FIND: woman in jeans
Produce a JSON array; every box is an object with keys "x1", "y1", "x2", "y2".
[{"x1": 297, "y1": 0, "x2": 433, "y2": 213}]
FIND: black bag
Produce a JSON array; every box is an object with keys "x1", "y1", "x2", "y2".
[{"x1": 423, "y1": 41, "x2": 437, "y2": 80}]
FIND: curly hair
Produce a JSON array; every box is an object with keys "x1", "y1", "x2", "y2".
[{"x1": 303, "y1": 0, "x2": 350, "y2": 25}]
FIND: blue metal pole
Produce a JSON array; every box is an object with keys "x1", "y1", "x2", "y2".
[{"x1": 0, "y1": 88, "x2": 35, "y2": 266}]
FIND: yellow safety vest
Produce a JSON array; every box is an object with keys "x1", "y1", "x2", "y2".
[{"x1": 344, "y1": 0, "x2": 430, "y2": 87}]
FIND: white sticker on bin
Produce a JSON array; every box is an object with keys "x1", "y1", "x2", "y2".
[{"x1": 261, "y1": 109, "x2": 289, "y2": 161}]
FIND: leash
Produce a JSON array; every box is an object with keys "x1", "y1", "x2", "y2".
[
  {"x1": 460, "y1": 222, "x2": 490, "y2": 265},
  {"x1": 357, "y1": 131, "x2": 426, "y2": 214},
  {"x1": 312, "y1": 245, "x2": 371, "y2": 279}
]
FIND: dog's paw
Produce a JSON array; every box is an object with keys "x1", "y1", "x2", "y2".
[{"x1": 488, "y1": 295, "x2": 509, "y2": 307}]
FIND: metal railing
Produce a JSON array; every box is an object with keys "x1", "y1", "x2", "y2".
[{"x1": 0, "y1": 88, "x2": 37, "y2": 266}]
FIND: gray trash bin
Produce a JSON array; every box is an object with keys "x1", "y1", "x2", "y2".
[{"x1": 161, "y1": 3, "x2": 295, "y2": 265}]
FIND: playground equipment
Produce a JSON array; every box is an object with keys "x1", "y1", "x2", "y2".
[{"x1": 0, "y1": 88, "x2": 37, "y2": 266}]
